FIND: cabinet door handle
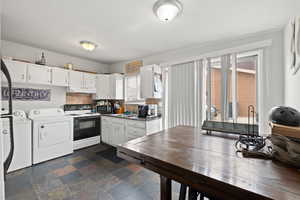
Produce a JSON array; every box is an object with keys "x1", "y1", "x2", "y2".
[
  {"x1": 2, "y1": 130, "x2": 8, "y2": 135},
  {"x1": 21, "y1": 74, "x2": 25, "y2": 80},
  {"x1": 41, "y1": 125, "x2": 45, "y2": 129}
]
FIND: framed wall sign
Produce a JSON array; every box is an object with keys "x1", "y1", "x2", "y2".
[{"x1": 1, "y1": 87, "x2": 51, "y2": 101}]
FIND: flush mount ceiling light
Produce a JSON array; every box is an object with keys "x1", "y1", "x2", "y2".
[
  {"x1": 80, "y1": 41, "x2": 97, "y2": 51},
  {"x1": 153, "y1": 0, "x2": 183, "y2": 22}
]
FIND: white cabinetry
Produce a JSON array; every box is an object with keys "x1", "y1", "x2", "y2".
[
  {"x1": 2, "y1": 59, "x2": 27, "y2": 83},
  {"x1": 101, "y1": 116, "x2": 162, "y2": 146},
  {"x1": 27, "y1": 64, "x2": 51, "y2": 85},
  {"x1": 140, "y1": 64, "x2": 162, "y2": 99},
  {"x1": 96, "y1": 74, "x2": 123, "y2": 100},
  {"x1": 69, "y1": 71, "x2": 96, "y2": 93},
  {"x1": 146, "y1": 119, "x2": 162, "y2": 135},
  {"x1": 110, "y1": 74, "x2": 124, "y2": 100},
  {"x1": 125, "y1": 75, "x2": 140, "y2": 101},
  {"x1": 96, "y1": 74, "x2": 111, "y2": 99},
  {"x1": 2, "y1": 59, "x2": 98, "y2": 93},
  {"x1": 83, "y1": 73, "x2": 96, "y2": 89},
  {"x1": 101, "y1": 117, "x2": 125, "y2": 146},
  {"x1": 69, "y1": 70, "x2": 83, "y2": 89},
  {"x1": 111, "y1": 119, "x2": 126, "y2": 145},
  {"x1": 51, "y1": 67, "x2": 69, "y2": 86},
  {"x1": 101, "y1": 117, "x2": 112, "y2": 144}
]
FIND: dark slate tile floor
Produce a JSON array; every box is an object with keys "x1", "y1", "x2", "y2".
[{"x1": 5, "y1": 144, "x2": 181, "y2": 200}]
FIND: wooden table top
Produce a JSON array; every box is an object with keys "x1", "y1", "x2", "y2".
[{"x1": 117, "y1": 126, "x2": 300, "y2": 200}]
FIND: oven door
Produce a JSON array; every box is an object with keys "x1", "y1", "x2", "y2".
[{"x1": 74, "y1": 116, "x2": 100, "y2": 141}]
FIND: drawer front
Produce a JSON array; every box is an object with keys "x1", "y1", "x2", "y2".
[
  {"x1": 126, "y1": 127, "x2": 146, "y2": 140},
  {"x1": 126, "y1": 120, "x2": 145, "y2": 129}
]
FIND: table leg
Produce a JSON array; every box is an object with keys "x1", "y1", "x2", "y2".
[{"x1": 160, "y1": 175, "x2": 172, "y2": 200}]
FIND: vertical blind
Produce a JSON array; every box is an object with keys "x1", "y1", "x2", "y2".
[{"x1": 165, "y1": 60, "x2": 203, "y2": 128}]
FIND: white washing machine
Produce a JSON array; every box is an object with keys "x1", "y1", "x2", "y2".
[
  {"x1": 28, "y1": 108, "x2": 73, "y2": 164},
  {"x1": 1, "y1": 110, "x2": 32, "y2": 172}
]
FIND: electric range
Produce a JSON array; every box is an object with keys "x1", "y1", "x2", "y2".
[{"x1": 64, "y1": 104, "x2": 101, "y2": 150}]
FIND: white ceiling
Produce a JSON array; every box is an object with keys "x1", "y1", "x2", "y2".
[{"x1": 1, "y1": 0, "x2": 299, "y2": 64}]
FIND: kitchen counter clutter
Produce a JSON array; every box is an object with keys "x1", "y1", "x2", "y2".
[
  {"x1": 101, "y1": 115, "x2": 162, "y2": 146},
  {"x1": 101, "y1": 113, "x2": 161, "y2": 121}
]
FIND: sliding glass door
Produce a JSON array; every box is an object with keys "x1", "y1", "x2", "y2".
[
  {"x1": 236, "y1": 53, "x2": 258, "y2": 123},
  {"x1": 206, "y1": 51, "x2": 259, "y2": 124}
]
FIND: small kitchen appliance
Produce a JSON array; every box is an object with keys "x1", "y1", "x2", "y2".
[
  {"x1": 148, "y1": 104, "x2": 158, "y2": 117},
  {"x1": 138, "y1": 105, "x2": 149, "y2": 118},
  {"x1": 96, "y1": 100, "x2": 114, "y2": 114}
]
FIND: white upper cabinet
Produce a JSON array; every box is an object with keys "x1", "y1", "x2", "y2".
[
  {"x1": 125, "y1": 75, "x2": 140, "y2": 101},
  {"x1": 2, "y1": 59, "x2": 27, "y2": 83},
  {"x1": 140, "y1": 64, "x2": 162, "y2": 99},
  {"x1": 96, "y1": 74, "x2": 111, "y2": 99},
  {"x1": 69, "y1": 70, "x2": 96, "y2": 93},
  {"x1": 110, "y1": 74, "x2": 124, "y2": 100},
  {"x1": 83, "y1": 73, "x2": 96, "y2": 89},
  {"x1": 2, "y1": 59, "x2": 97, "y2": 93},
  {"x1": 95, "y1": 74, "x2": 123, "y2": 100},
  {"x1": 51, "y1": 67, "x2": 69, "y2": 87},
  {"x1": 27, "y1": 63, "x2": 51, "y2": 85},
  {"x1": 69, "y1": 70, "x2": 83, "y2": 89}
]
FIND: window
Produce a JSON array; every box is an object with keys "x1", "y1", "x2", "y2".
[
  {"x1": 206, "y1": 51, "x2": 259, "y2": 124},
  {"x1": 236, "y1": 54, "x2": 257, "y2": 123}
]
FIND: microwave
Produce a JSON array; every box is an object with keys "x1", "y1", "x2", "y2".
[{"x1": 96, "y1": 105, "x2": 114, "y2": 114}]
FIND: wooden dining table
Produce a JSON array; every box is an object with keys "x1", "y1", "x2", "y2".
[{"x1": 117, "y1": 126, "x2": 300, "y2": 200}]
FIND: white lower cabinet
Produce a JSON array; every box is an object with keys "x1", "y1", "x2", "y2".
[
  {"x1": 112, "y1": 121, "x2": 126, "y2": 145},
  {"x1": 101, "y1": 116, "x2": 162, "y2": 146},
  {"x1": 101, "y1": 123, "x2": 111, "y2": 144},
  {"x1": 126, "y1": 126, "x2": 146, "y2": 141}
]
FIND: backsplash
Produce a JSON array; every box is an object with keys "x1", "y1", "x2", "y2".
[
  {"x1": 125, "y1": 98, "x2": 162, "y2": 114},
  {"x1": 125, "y1": 104, "x2": 139, "y2": 113},
  {"x1": 66, "y1": 93, "x2": 93, "y2": 104}
]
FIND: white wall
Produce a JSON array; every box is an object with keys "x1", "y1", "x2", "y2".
[
  {"x1": 1, "y1": 40, "x2": 109, "y2": 73},
  {"x1": 284, "y1": 21, "x2": 300, "y2": 110},
  {"x1": 110, "y1": 30, "x2": 285, "y2": 134}
]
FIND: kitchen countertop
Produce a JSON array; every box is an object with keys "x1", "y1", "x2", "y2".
[{"x1": 101, "y1": 114, "x2": 161, "y2": 121}]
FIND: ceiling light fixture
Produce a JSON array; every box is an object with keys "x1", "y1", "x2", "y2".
[
  {"x1": 80, "y1": 41, "x2": 97, "y2": 51},
  {"x1": 153, "y1": 0, "x2": 183, "y2": 22}
]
